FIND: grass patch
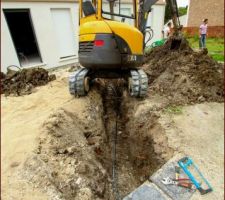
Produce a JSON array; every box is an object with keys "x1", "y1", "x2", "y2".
[
  {"x1": 163, "y1": 106, "x2": 183, "y2": 114},
  {"x1": 187, "y1": 37, "x2": 224, "y2": 62},
  {"x1": 211, "y1": 54, "x2": 224, "y2": 62}
]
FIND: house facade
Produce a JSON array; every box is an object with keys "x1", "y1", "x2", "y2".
[
  {"x1": 1, "y1": 0, "x2": 79, "y2": 72},
  {"x1": 1, "y1": 0, "x2": 165, "y2": 72}
]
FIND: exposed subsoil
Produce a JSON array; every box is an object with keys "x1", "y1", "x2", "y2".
[
  {"x1": 19, "y1": 81, "x2": 172, "y2": 200},
  {"x1": 1, "y1": 67, "x2": 56, "y2": 96},
  {"x1": 143, "y1": 37, "x2": 224, "y2": 105}
]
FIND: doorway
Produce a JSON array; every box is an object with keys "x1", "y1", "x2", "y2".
[{"x1": 4, "y1": 9, "x2": 42, "y2": 67}]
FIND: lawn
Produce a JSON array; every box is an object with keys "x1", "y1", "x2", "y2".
[{"x1": 187, "y1": 37, "x2": 224, "y2": 62}]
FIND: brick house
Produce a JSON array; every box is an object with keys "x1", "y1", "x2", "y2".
[{"x1": 185, "y1": 0, "x2": 224, "y2": 37}]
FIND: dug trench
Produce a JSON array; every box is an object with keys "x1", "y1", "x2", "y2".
[{"x1": 21, "y1": 81, "x2": 173, "y2": 200}]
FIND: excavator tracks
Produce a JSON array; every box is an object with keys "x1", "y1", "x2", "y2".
[
  {"x1": 69, "y1": 68, "x2": 89, "y2": 96},
  {"x1": 129, "y1": 69, "x2": 148, "y2": 98},
  {"x1": 69, "y1": 68, "x2": 148, "y2": 98}
]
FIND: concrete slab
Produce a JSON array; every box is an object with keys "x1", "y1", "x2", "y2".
[
  {"x1": 123, "y1": 182, "x2": 169, "y2": 200},
  {"x1": 150, "y1": 159, "x2": 196, "y2": 200}
]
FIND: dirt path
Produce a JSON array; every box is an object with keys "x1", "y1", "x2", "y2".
[
  {"x1": 1, "y1": 70, "x2": 94, "y2": 200},
  {"x1": 161, "y1": 103, "x2": 224, "y2": 200},
  {"x1": 1, "y1": 69, "x2": 224, "y2": 200}
]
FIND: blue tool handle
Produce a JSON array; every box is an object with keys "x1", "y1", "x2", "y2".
[
  {"x1": 178, "y1": 156, "x2": 192, "y2": 167},
  {"x1": 178, "y1": 157, "x2": 213, "y2": 195},
  {"x1": 192, "y1": 162, "x2": 213, "y2": 191},
  {"x1": 178, "y1": 161, "x2": 201, "y2": 189}
]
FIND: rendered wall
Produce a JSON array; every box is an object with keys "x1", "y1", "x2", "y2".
[{"x1": 1, "y1": 1, "x2": 79, "y2": 72}]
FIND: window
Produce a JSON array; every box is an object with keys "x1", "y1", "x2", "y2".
[{"x1": 102, "y1": 0, "x2": 136, "y2": 23}]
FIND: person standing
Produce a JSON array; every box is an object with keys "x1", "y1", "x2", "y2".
[
  {"x1": 163, "y1": 22, "x2": 172, "y2": 39},
  {"x1": 199, "y1": 19, "x2": 208, "y2": 49}
]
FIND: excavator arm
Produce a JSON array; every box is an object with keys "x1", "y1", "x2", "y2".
[
  {"x1": 165, "y1": 0, "x2": 182, "y2": 35},
  {"x1": 138, "y1": 0, "x2": 182, "y2": 36},
  {"x1": 138, "y1": 0, "x2": 158, "y2": 33}
]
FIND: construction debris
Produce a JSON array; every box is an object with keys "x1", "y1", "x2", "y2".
[
  {"x1": 1, "y1": 67, "x2": 56, "y2": 96},
  {"x1": 143, "y1": 38, "x2": 224, "y2": 105}
]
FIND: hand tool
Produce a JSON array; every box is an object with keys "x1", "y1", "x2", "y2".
[
  {"x1": 162, "y1": 177, "x2": 196, "y2": 190},
  {"x1": 178, "y1": 157, "x2": 213, "y2": 195}
]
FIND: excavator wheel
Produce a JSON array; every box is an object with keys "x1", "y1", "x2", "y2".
[
  {"x1": 128, "y1": 69, "x2": 148, "y2": 97},
  {"x1": 69, "y1": 68, "x2": 90, "y2": 96}
]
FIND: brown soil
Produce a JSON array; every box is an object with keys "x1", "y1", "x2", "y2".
[
  {"x1": 1, "y1": 67, "x2": 56, "y2": 96},
  {"x1": 20, "y1": 81, "x2": 172, "y2": 200},
  {"x1": 2, "y1": 68, "x2": 223, "y2": 200},
  {"x1": 143, "y1": 38, "x2": 224, "y2": 105}
]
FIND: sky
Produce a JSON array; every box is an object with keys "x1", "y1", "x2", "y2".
[{"x1": 176, "y1": 0, "x2": 189, "y2": 7}]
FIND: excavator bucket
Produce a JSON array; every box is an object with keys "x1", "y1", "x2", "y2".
[
  {"x1": 164, "y1": 34, "x2": 191, "y2": 52},
  {"x1": 164, "y1": 0, "x2": 184, "y2": 50},
  {"x1": 170, "y1": 33, "x2": 183, "y2": 50},
  {"x1": 170, "y1": 38, "x2": 182, "y2": 50}
]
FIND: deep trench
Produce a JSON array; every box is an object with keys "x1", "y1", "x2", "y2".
[
  {"x1": 96, "y1": 80, "x2": 167, "y2": 199},
  {"x1": 35, "y1": 80, "x2": 172, "y2": 200}
]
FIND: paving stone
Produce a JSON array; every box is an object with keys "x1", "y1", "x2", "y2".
[
  {"x1": 123, "y1": 182, "x2": 167, "y2": 200},
  {"x1": 150, "y1": 159, "x2": 196, "y2": 200}
]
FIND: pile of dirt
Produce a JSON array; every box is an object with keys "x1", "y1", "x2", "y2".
[
  {"x1": 143, "y1": 38, "x2": 224, "y2": 105},
  {"x1": 1, "y1": 67, "x2": 56, "y2": 96}
]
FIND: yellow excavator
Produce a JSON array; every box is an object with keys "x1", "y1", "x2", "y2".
[{"x1": 69, "y1": 0, "x2": 181, "y2": 97}]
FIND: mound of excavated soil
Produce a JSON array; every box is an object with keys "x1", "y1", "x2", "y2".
[
  {"x1": 143, "y1": 38, "x2": 224, "y2": 105},
  {"x1": 1, "y1": 67, "x2": 56, "y2": 96}
]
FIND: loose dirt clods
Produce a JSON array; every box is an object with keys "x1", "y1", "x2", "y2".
[
  {"x1": 1, "y1": 67, "x2": 56, "y2": 96},
  {"x1": 143, "y1": 38, "x2": 224, "y2": 105}
]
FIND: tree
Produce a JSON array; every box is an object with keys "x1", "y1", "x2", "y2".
[{"x1": 178, "y1": 6, "x2": 188, "y2": 16}]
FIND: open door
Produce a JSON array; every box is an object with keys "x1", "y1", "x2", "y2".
[{"x1": 4, "y1": 9, "x2": 42, "y2": 67}]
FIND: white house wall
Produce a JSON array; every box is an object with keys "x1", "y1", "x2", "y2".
[
  {"x1": 1, "y1": 2, "x2": 79, "y2": 72},
  {"x1": 146, "y1": 4, "x2": 165, "y2": 46},
  {"x1": 102, "y1": 3, "x2": 165, "y2": 45},
  {"x1": 1, "y1": 2, "x2": 165, "y2": 72}
]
